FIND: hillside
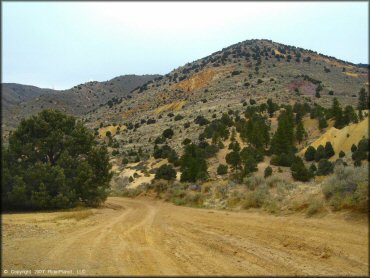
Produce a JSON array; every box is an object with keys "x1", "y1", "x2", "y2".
[
  {"x1": 1, "y1": 74, "x2": 160, "y2": 138},
  {"x1": 299, "y1": 117, "x2": 369, "y2": 160},
  {"x1": 82, "y1": 40, "x2": 368, "y2": 183}
]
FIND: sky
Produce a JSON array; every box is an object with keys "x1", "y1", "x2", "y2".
[{"x1": 3, "y1": 1, "x2": 369, "y2": 90}]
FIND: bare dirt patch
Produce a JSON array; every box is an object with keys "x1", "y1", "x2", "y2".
[{"x1": 2, "y1": 197, "x2": 368, "y2": 276}]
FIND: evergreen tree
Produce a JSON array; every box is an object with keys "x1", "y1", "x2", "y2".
[
  {"x1": 180, "y1": 144, "x2": 208, "y2": 182},
  {"x1": 316, "y1": 159, "x2": 333, "y2": 176},
  {"x1": 304, "y1": 146, "x2": 316, "y2": 161},
  {"x1": 239, "y1": 114, "x2": 270, "y2": 148},
  {"x1": 242, "y1": 155, "x2": 258, "y2": 176},
  {"x1": 332, "y1": 98, "x2": 344, "y2": 129},
  {"x1": 324, "y1": 142, "x2": 335, "y2": 158},
  {"x1": 339, "y1": 150, "x2": 345, "y2": 158},
  {"x1": 2, "y1": 110, "x2": 112, "y2": 210},
  {"x1": 318, "y1": 116, "x2": 328, "y2": 130},
  {"x1": 295, "y1": 120, "x2": 306, "y2": 143},
  {"x1": 343, "y1": 105, "x2": 358, "y2": 125},
  {"x1": 271, "y1": 106, "x2": 295, "y2": 155},
  {"x1": 225, "y1": 151, "x2": 241, "y2": 172},
  {"x1": 351, "y1": 144, "x2": 358, "y2": 153},
  {"x1": 314, "y1": 145, "x2": 326, "y2": 162},
  {"x1": 358, "y1": 109, "x2": 364, "y2": 121},
  {"x1": 358, "y1": 87, "x2": 369, "y2": 110},
  {"x1": 309, "y1": 163, "x2": 317, "y2": 175},
  {"x1": 290, "y1": 156, "x2": 311, "y2": 181},
  {"x1": 267, "y1": 98, "x2": 277, "y2": 118},
  {"x1": 228, "y1": 141, "x2": 240, "y2": 152},
  {"x1": 155, "y1": 164, "x2": 177, "y2": 180},
  {"x1": 264, "y1": 166, "x2": 273, "y2": 178},
  {"x1": 217, "y1": 164, "x2": 228, "y2": 175}
]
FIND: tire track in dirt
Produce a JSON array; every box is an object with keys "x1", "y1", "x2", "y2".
[{"x1": 2, "y1": 197, "x2": 368, "y2": 276}]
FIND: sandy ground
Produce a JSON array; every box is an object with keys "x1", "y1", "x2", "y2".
[{"x1": 2, "y1": 197, "x2": 368, "y2": 276}]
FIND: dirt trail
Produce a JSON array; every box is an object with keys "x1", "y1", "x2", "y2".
[{"x1": 2, "y1": 197, "x2": 368, "y2": 276}]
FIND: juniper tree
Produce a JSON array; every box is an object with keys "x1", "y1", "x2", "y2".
[{"x1": 2, "y1": 110, "x2": 112, "y2": 210}]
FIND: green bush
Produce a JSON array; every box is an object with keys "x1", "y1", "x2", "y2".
[
  {"x1": 180, "y1": 144, "x2": 208, "y2": 182},
  {"x1": 290, "y1": 156, "x2": 312, "y2": 181},
  {"x1": 194, "y1": 115, "x2": 210, "y2": 126},
  {"x1": 316, "y1": 159, "x2": 333, "y2": 176},
  {"x1": 182, "y1": 138, "x2": 191, "y2": 145},
  {"x1": 217, "y1": 164, "x2": 228, "y2": 175},
  {"x1": 2, "y1": 110, "x2": 112, "y2": 210},
  {"x1": 314, "y1": 145, "x2": 326, "y2": 162},
  {"x1": 324, "y1": 142, "x2": 335, "y2": 158},
  {"x1": 264, "y1": 166, "x2": 273, "y2": 178},
  {"x1": 162, "y1": 128, "x2": 174, "y2": 139},
  {"x1": 304, "y1": 146, "x2": 316, "y2": 161},
  {"x1": 155, "y1": 164, "x2": 177, "y2": 180},
  {"x1": 174, "y1": 114, "x2": 184, "y2": 121}
]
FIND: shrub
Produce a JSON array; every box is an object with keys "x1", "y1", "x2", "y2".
[
  {"x1": 155, "y1": 164, "x2": 177, "y2": 181},
  {"x1": 174, "y1": 114, "x2": 184, "y2": 121},
  {"x1": 264, "y1": 166, "x2": 273, "y2": 178},
  {"x1": 217, "y1": 164, "x2": 228, "y2": 175},
  {"x1": 306, "y1": 198, "x2": 324, "y2": 217},
  {"x1": 162, "y1": 128, "x2": 174, "y2": 139},
  {"x1": 154, "y1": 136, "x2": 166, "y2": 144},
  {"x1": 226, "y1": 151, "x2": 241, "y2": 171},
  {"x1": 322, "y1": 165, "x2": 368, "y2": 212},
  {"x1": 242, "y1": 186, "x2": 269, "y2": 209},
  {"x1": 316, "y1": 159, "x2": 333, "y2": 176},
  {"x1": 357, "y1": 138, "x2": 369, "y2": 153},
  {"x1": 194, "y1": 115, "x2": 210, "y2": 126},
  {"x1": 243, "y1": 176, "x2": 264, "y2": 191},
  {"x1": 309, "y1": 163, "x2": 317, "y2": 175},
  {"x1": 339, "y1": 150, "x2": 345, "y2": 158},
  {"x1": 182, "y1": 138, "x2": 191, "y2": 145}
]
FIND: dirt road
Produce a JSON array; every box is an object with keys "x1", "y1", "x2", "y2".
[{"x1": 2, "y1": 197, "x2": 368, "y2": 276}]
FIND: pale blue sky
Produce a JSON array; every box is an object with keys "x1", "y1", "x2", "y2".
[{"x1": 3, "y1": 1, "x2": 369, "y2": 90}]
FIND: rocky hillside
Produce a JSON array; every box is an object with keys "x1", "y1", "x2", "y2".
[
  {"x1": 2, "y1": 74, "x2": 160, "y2": 136},
  {"x1": 83, "y1": 39, "x2": 368, "y2": 162}
]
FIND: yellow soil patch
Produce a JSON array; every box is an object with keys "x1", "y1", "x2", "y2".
[
  {"x1": 170, "y1": 66, "x2": 235, "y2": 92},
  {"x1": 122, "y1": 103, "x2": 150, "y2": 119},
  {"x1": 99, "y1": 125, "x2": 120, "y2": 138},
  {"x1": 170, "y1": 67, "x2": 222, "y2": 92},
  {"x1": 311, "y1": 54, "x2": 353, "y2": 69},
  {"x1": 299, "y1": 118, "x2": 369, "y2": 160},
  {"x1": 155, "y1": 100, "x2": 187, "y2": 114},
  {"x1": 344, "y1": 72, "x2": 359, "y2": 78},
  {"x1": 273, "y1": 49, "x2": 285, "y2": 57}
]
